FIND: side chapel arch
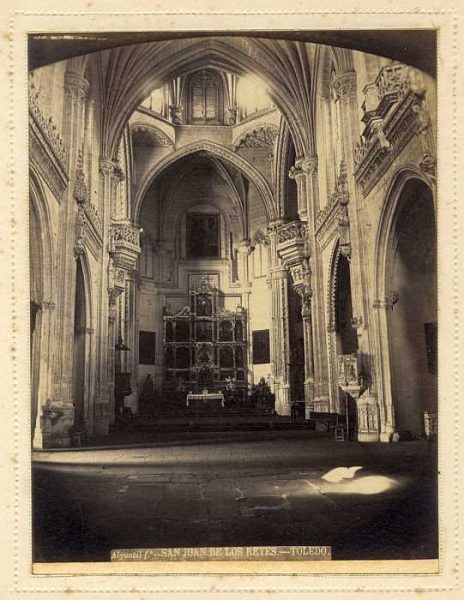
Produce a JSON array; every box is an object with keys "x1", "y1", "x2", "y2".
[{"x1": 374, "y1": 167, "x2": 437, "y2": 437}]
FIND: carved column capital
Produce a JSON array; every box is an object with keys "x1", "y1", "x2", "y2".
[
  {"x1": 41, "y1": 300, "x2": 56, "y2": 311},
  {"x1": 288, "y1": 164, "x2": 303, "y2": 181},
  {"x1": 333, "y1": 71, "x2": 357, "y2": 102},
  {"x1": 64, "y1": 71, "x2": 89, "y2": 101},
  {"x1": 169, "y1": 105, "x2": 183, "y2": 125},
  {"x1": 225, "y1": 106, "x2": 238, "y2": 125},
  {"x1": 238, "y1": 239, "x2": 251, "y2": 254},
  {"x1": 99, "y1": 157, "x2": 115, "y2": 177},
  {"x1": 299, "y1": 155, "x2": 318, "y2": 176},
  {"x1": 267, "y1": 218, "x2": 286, "y2": 233}
]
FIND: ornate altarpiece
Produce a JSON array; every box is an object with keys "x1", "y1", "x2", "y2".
[{"x1": 162, "y1": 280, "x2": 247, "y2": 393}]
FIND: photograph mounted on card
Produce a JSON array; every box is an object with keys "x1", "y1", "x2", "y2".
[{"x1": 21, "y1": 11, "x2": 444, "y2": 583}]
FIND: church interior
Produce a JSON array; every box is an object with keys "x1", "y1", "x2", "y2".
[{"x1": 29, "y1": 33, "x2": 438, "y2": 450}]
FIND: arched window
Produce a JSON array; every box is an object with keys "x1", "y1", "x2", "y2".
[{"x1": 187, "y1": 70, "x2": 223, "y2": 124}]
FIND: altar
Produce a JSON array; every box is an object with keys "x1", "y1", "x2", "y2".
[{"x1": 186, "y1": 391, "x2": 225, "y2": 409}]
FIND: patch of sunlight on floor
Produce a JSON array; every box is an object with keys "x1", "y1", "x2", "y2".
[{"x1": 320, "y1": 467, "x2": 398, "y2": 495}]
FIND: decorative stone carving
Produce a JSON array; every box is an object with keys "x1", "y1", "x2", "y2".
[
  {"x1": 74, "y1": 207, "x2": 86, "y2": 256},
  {"x1": 131, "y1": 124, "x2": 174, "y2": 147},
  {"x1": 276, "y1": 220, "x2": 306, "y2": 245},
  {"x1": 316, "y1": 161, "x2": 351, "y2": 255},
  {"x1": 332, "y1": 71, "x2": 357, "y2": 102},
  {"x1": 355, "y1": 63, "x2": 436, "y2": 195},
  {"x1": 337, "y1": 354, "x2": 359, "y2": 389},
  {"x1": 64, "y1": 71, "x2": 89, "y2": 102},
  {"x1": 251, "y1": 230, "x2": 270, "y2": 248},
  {"x1": 300, "y1": 155, "x2": 318, "y2": 176},
  {"x1": 169, "y1": 104, "x2": 183, "y2": 125},
  {"x1": 99, "y1": 158, "x2": 114, "y2": 176},
  {"x1": 236, "y1": 125, "x2": 278, "y2": 149},
  {"x1": 29, "y1": 127, "x2": 68, "y2": 201},
  {"x1": 356, "y1": 391, "x2": 380, "y2": 443},
  {"x1": 110, "y1": 222, "x2": 142, "y2": 272},
  {"x1": 29, "y1": 82, "x2": 68, "y2": 167},
  {"x1": 288, "y1": 163, "x2": 302, "y2": 180},
  {"x1": 73, "y1": 149, "x2": 87, "y2": 204},
  {"x1": 84, "y1": 201, "x2": 103, "y2": 238},
  {"x1": 225, "y1": 106, "x2": 238, "y2": 126}
]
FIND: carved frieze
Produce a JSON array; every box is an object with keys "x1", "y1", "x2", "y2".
[
  {"x1": 276, "y1": 220, "x2": 307, "y2": 245},
  {"x1": 29, "y1": 83, "x2": 68, "y2": 167},
  {"x1": 29, "y1": 116, "x2": 68, "y2": 201},
  {"x1": 236, "y1": 125, "x2": 278, "y2": 149}
]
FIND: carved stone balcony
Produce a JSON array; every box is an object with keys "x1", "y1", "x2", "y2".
[
  {"x1": 110, "y1": 222, "x2": 142, "y2": 271},
  {"x1": 354, "y1": 63, "x2": 433, "y2": 195},
  {"x1": 276, "y1": 220, "x2": 311, "y2": 303},
  {"x1": 276, "y1": 220, "x2": 307, "y2": 266}
]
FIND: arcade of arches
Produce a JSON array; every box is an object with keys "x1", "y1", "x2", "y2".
[{"x1": 29, "y1": 36, "x2": 437, "y2": 448}]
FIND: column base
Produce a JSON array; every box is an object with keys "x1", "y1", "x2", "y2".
[
  {"x1": 356, "y1": 391, "x2": 380, "y2": 443},
  {"x1": 275, "y1": 384, "x2": 291, "y2": 416},
  {"x1": 312, "y1": 395, "x2": 330, "y2": 413},
  {"x1": 357, "y1": 431, "x2": 380, "y2": 443},
  {"x1": 39, "y1": 405, "x2": 74, "y2": 449}
]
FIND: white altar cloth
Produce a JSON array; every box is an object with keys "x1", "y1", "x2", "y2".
[{"x1": 186, "y1": 392, "x2": 225, "y2": 408}]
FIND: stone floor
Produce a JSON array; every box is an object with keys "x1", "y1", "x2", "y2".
[{"x1": 32, "y1": 431, "x2": 438, "y2": 563}]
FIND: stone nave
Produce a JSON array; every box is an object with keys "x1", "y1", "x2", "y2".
[{"x1": 29, "y1": 34, "x2": 437, "y2": 448}]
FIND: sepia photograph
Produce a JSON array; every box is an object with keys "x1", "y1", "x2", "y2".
[{"x1": 26, "y1": 25, "x2": 441, "y2": 570}]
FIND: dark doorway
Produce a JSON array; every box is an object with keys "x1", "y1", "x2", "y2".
[
  {"x1": 72, "y1": 259, "x2": 87, "y2": 428},
  {"x1": 387, "y1": 179, "x2": 437, "y2": 436}
]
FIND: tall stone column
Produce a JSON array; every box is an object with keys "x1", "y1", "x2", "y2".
[
  {"x1": 294, "y1": 275, "x2": 315, "y2": 419},
  {"x1": 299, "y1": 156, "x2": 331, "y2": 411},
  {"x1": 93, "y1": 158, "x2": 118, "y2": 435},
  {"x1": 332, "y1": 71, "x2": 371, "y2": 365},
  {"x1": 333, "y1": 70, "x2": 380, "y2": 440},
  {"x1": 276, "y1": 220, "x2": 316, "y2": 418},
  {"x1": 287, "y1": 156, "x2": 331, "y2": 413},
  {"x1": 237, "y1": 239, "x2": 251, "y2": 284},
  {"x1": 50, "y1": 71, "x2": 89, "y2": 446},
  {"x1": 267, "y1": 220, "x2": 291, "y2": 415}
]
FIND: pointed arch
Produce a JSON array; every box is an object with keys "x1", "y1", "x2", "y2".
[
  {"x1": 134, "y1": 140, "x2": 277, "y2": 223},
  {"x1": 102, "y1": 38, "x2": 309, "y2": 159},
  {"x1": 373, "y1": 166, "x2": 436, "y2": 438}
]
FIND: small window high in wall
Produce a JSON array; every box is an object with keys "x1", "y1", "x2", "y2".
[{"x1": 187, "y1": 69, "x2": 223, "y2": 125}]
